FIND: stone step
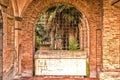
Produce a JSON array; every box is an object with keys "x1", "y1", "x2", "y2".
[
  {"x1": 20, "y1": 77, "x2": 98, "y2": 80},
  {"x1": 100, "y1": 72, "x2": 120, "y2": 80}
]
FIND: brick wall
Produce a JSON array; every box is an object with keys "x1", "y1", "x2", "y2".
[
  {"x1": 2, "y1": 0, "x2": 120, "y2": 80},
  {"x1": 2, "y1": 1, "x2": 17, "y2": 80},
  {"x1": 2, "y1": 13, "x2": 15, "y2": 80},
  {"x1": 100, "y1": 0, "x2": 120, "y2": 79}
]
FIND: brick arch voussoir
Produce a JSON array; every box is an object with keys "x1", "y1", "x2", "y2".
[{"x1": 22, "y1": 0, "x2": 90, "y2": 24}]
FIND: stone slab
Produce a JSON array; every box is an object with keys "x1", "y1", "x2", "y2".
[{"x1": 35, "y1": 58, "x2": 86, "y2": 76}]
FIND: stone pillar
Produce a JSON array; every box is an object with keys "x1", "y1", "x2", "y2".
[
  {"x1": 18, "y1": 44, "x2": 22, "y2": 76},
  {"x1": 15, "y1": 21, "x2": 19, "y2": 74},
  {"x1": 14, "y1": 20, "x2": 22, "y2": 79},
  {"x1": 0, "y1": 10, "x2": 3, "y2": 80}
]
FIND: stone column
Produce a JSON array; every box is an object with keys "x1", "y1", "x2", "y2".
[
  {"x1": 14, "y1": 20, "x2": 22, "y2": 79},
  {"x1": 18, "y1": 44, "x2": 22, "y2": 76}
]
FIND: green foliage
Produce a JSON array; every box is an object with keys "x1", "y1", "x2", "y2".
[
  {"x1": 35, "y1": 35, "x2": 41, "y2": 50},
  {"x1": 45, "y1": 4, "x2": 82, "y2": 28},
  {"x1": 69, "y1": 40, "x2": 79, "y2": 50},
  {"x1": 35, "y1": 24, "x2": 45, "y2": 37},
  {"x1": 35, "y1": 4, "x2": 83, "y2": 50},
  {"x1": 35, "y1": 23, "x2": 48, "y2": 50}
]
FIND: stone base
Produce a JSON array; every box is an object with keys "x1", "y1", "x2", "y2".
[
  {"x1": 100, "y1": 72, "x2": 120, "y2": 80},
  {"x1": 21, "y1": 70, "x2": 33, "y2": 77},
  {"x1": 14, "y1": 75, "x2": 22, "y2": 80}
]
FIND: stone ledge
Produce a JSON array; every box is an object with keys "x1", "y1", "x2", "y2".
[
  {"x1": 34, "y1": 50, "x2": 86, "y2": 58},
  {"x1": 100, "y1": 72, "x2": 120, "y2": 80},
  {"x1": 102, "y1": 68, "x2": 120, "y2": 72}
]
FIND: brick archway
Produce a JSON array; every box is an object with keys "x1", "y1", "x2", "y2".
[{"x1": 20, "y1": 0, "x2": 102, "y2": 78}]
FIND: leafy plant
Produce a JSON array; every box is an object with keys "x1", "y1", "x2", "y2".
[
  {"x1": 35, "y1": 35, "x2": 42, "y2": 50},
  {"x1": 35, "y1": 23, "x2": 51, "y2": 50},
  {"x1": 69, "y1": 40, "x2": 79, "y2": 50},
  {"x1": 35, "y1": 4, "x2": 82, "y2": 50}
]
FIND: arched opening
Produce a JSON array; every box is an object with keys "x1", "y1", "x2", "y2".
[
  {"x1": 34, "y1": 4, "x2": 89, "y2": 77},
  {"x1": 21, "y1": 0, "x2": 101, "y2": 78}
]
